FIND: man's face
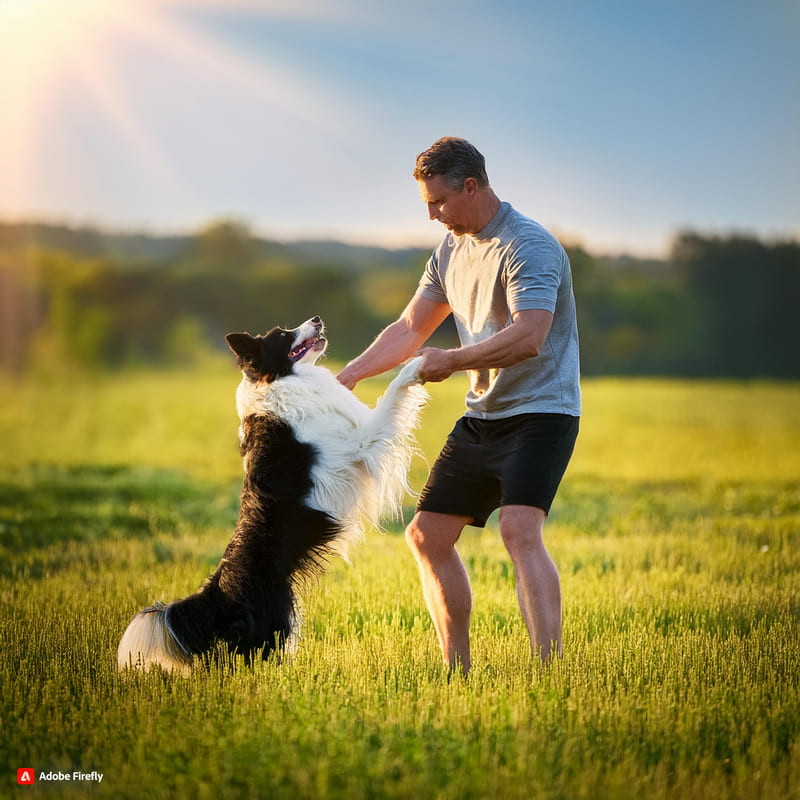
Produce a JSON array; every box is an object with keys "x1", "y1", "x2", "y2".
[{"x1": 417, "y1": 174, "x2": 476, "y2": 237}]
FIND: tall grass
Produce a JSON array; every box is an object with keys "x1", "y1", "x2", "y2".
[{"x1": 1, "y1": 361, "x2": 798, "y2": 798}]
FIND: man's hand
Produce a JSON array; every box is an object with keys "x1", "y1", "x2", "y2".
[
  {"x1": 415, "y1": 347, "x2": 459, "y2": 383},
  {"x1": 336, "y1": 364, "x2": 359, "y2": 390}
]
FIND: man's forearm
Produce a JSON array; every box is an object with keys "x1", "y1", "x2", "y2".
[
  {"x1": 337, "y1": 319, "x2": 424, "y2": 388},
  {"x1": 451, "y1": 321, "x2": 541, "y2": 371},
  {"x1": 417, "y1": 309, "x2": 553, "y2": 384},
  {"x1": 338, "y1": 294, "x2": 452, "y2": 389}
]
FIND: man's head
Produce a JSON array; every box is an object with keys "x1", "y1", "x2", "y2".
[
  {"x1": 413, "y1": 137, "x2": 489, "y2": 190},
  {"x1": 413, "y1": 137, "x2": 498, "y2": 236}
]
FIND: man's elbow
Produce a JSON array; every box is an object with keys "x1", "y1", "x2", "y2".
[
  {"x1": 504, "y1": 343, "x2": 540, "y2": 367},
  {"x1": 511, "y1": 311, "x2": 552, "y2": 360},
  {"x1": 519, "y1": 336, "x2": 543, "y2": 360}
]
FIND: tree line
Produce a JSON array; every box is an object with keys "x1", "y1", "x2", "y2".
[{"x1": 1, "y1": 220, "x2": 797, "y2": 378}]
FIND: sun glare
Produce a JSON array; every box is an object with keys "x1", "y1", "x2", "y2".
[
  {"x1": 1, "y1": 0, "x2": 162, "y2": 206},
  {"x1": 0, "y1": 0, "x2": 346, "y2": 219},
  {"x1": 1, "y1": 0, "x2": 130, "y2": 69}
]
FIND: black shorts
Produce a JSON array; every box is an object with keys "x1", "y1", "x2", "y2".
[{"x1": 416, "y1": 413, "x2": 579, "y2": 527}]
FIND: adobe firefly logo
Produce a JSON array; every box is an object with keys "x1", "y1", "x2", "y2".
[{"x1": 17, "y1": 768, "x2": 35, "y2": 785}]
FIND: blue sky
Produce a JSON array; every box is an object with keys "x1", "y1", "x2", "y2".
[{"x1": 1, "y1": 0, "x2": 797, "y2": 255}]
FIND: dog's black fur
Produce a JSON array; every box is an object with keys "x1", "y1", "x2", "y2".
[
  {"x1": 162, "y1": 413, "x2": 341, "y2": 662},
  {"x1": 118, "y1": 319, "x2": 337, "y2": 669}
]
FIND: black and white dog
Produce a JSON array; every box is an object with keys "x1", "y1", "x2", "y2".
[{"x1": 117, "y1": 316, "x2": 427, "y2": 672}]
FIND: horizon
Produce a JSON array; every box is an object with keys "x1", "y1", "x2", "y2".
[
  {"x1": 4, "y1": 213, "x2": 796, "y2": 263},
  {"x1": 4, "y1": 213, "x2": 790, "y2": 262}
]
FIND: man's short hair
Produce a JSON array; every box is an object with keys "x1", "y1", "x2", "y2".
[{"x1": 413, "y1": 137, "x2": 490, "y2": 189}]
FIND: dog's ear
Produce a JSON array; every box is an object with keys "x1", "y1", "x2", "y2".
[{"x1": 225, "y1": 332, "x2": 259, "y2": 361}]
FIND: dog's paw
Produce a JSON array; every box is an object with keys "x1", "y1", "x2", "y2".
[{"x1": 396, "y1": 356, "x2": 424, "y2": 386}]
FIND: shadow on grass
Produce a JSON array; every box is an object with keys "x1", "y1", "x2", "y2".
[{"x1": 0, "y1": 463, "x2": 239, "y2": 553}]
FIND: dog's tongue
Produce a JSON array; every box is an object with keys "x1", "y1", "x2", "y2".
[{"x1": 290, "y1": 335, "x2": 318, "y2": 361}]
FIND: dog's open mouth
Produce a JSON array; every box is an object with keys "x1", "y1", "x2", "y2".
[{"x1": 289, "y1": 334, "x2": 326, "y2": 362}]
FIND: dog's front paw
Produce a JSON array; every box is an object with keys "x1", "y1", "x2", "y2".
[{"x1": 396, "y1": 356, "x2": 424, "y2": 386}]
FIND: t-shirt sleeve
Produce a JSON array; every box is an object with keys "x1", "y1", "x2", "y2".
[
  {"x1": 416, "y1": 251, "x2": 448, "y2": 303},
  {"x1": 503, "y1": 236, "x2": 564, "y2": 314}
]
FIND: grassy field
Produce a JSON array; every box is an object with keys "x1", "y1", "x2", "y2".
[{"x1": 1, "y1": 359, "x2": 799, "y2": 798}]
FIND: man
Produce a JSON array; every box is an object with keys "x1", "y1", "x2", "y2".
[{"x1": 337, "y1": 137, "x2": 580, "y2": 673}]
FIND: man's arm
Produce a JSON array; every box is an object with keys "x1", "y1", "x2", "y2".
[
  {"x1": 416, "y1": 308, "x2": 553, "y2": 383},
  {"x1": 337, "y1": 293, "x2": 452, "y2": 389}
]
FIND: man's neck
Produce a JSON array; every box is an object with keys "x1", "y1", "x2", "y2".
[{"x1": 471, "y1": 189, "x2": 502, "y2": 234}]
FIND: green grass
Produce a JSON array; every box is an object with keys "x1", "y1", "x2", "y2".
[{"x1": 1, "y1": 360, "x2": 799, "y2": 798}]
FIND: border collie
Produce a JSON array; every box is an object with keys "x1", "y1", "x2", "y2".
[{"x1": 117, "y1": 316, "x2": 427, "y2": 672}]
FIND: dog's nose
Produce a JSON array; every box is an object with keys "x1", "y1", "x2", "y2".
[{"x1": 311, "y1": 316, "x2": 321, "y2": 325}]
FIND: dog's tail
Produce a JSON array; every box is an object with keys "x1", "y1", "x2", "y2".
[{"x1": 117, "y1": 598, "x2": 201, "y2": 674}]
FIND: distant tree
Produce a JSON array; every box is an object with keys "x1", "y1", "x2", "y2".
[
  {"x1": 190, "y1": 220, "x2": 261, "y2": 273},
  {"x1": 672, "y1": 233, "x2": 800, "y2": 377}
]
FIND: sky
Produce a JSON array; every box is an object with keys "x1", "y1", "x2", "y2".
[{"x1": 1, "y1": 0, "x2": 798, "y2": 257}]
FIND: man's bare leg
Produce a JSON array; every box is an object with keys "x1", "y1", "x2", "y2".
[
  {"x1": 498, "y1": 504, "x2": 562, "y2": 661},
  {"x1": 405, "y1": 511, "x2": 472, "y2": 674}
]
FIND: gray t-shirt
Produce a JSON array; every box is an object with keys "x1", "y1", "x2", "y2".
[{"x1": 417, "y1": 201, "x2": 581, "y2": 419}]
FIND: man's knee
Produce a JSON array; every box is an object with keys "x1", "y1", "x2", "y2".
[
  {"x1": 405, "y1": 512, "x2": 467, "y2": 558},
  {"x1": 404, "y1": 517, "x2": 426, "y2": 554},
  {"x1": 499, "y1": 505, "x2": 547, "y2": 554}
]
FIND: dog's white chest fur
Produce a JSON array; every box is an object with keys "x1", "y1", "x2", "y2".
[{"x1": 235, "y1": 359, "x2": 427, "y2": 554}]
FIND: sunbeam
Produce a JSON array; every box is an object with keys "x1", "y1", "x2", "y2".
[{"x1": 0, "y1": 0, "x2": 353, "y2": 222}]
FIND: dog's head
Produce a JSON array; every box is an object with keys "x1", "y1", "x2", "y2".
[{"x1": 225, "y1": 316, "x2": 327, "y2": 383}]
